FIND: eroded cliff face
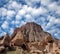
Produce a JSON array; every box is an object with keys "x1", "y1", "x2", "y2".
[
  {"x1": 0, "y1": 22, "x2": 60, "y2": 54},
  {"x1": 0, "y1": 34, "x2": 10, "y2": 53},
  {"x1": 9, "y1": 22, "x2": 60, "y2": 54},
  {"x1": 11, "y1": 22, "x2": 43, "y2": 42}
]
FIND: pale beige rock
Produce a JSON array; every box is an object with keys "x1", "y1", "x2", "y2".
[
  {"x1": 10, "y1": 31, "x2": 26, "y2": 46},
  {"x1": 0, "y1": 46, "x2": 5, "y2": 53},
  {"x1": 0, "y1": 22, "x2": 60, "y2": 54},
  {"x1": 9, "y1": 22, "x2": 60, "y2": 54}
]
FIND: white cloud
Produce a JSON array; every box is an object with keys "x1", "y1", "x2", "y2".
[
  {"x1": 25, "y1": 14, "x2": 32, "y2": 19},
  {"x1": 31, "y1": 8, "x2": 39, "y2": 17},
  {"x1": 15, "y1": 15, "x2": 22, "y2": 20},
  {"x1": 7, "y1": 10, "x2": 16, "y2": 19},
  {"x1": 20, "y1": 21, "x2": 26, "y2": 25},
  {"x1": 17, "y1": 9, "x2": 26, "y2": 16},
  {"x1": 41, "y1": 0, "x2": 51, "y2": 6},
  {"x1": 1, "y1": 21, "x2": 8, "y2": 29},
  {"x1": 31, "y1": 7, "x2": 47, "y2": 17},
  {"x1": 25, "y1": 0, "x2": 40, "y2": 7},
  {"x1": 38, "y1": 7, "x2": 47, "y2": 14},
  {"x1": 56, "y1": 6, "x2": 60, "y2": 15},
  {"x1": 9, "y1": 28, "x2": 14, "y2": 35},
  {"x1": 22, "y1": 5, "x2": 33, "y2": 13},
  {"x1": 48, "y1": 2, "x2": 60, "y2": 15},
  {"x1": 1, "y1": 8, "x2": 7, "y2": 17},
  {"x1": 55, "y1": 18, "x2": 60, "y2": 24},
  {"x1": 8, "y1": 1, "x2": 22, "y2": 11},
  {"x1": 11, "y1": 20, "x2": 15, "y2": 24},
  {"x1": 15, "y1": 20, "x2": 20, "y2": 24},
  {"x1": 15, "y1": 5, "x2": 33, "y2": 21},
  {"x1": 25, "y1": 0, "x2": 40, "y2": 2},
  {"x1": 46, "y1": 16, "x2": 60, "y2": 29},
  {"x1": 48, "y1": 2, "x2": 58, "y2": 11}
]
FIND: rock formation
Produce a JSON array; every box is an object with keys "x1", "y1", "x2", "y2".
[
  {"x1": 0, "y1": 34, "x2": 10, "y2": 53},
  {"x1": 0, "y1": 22, "x2": 60, "y2": 54},
  {"x1": 10, "y1": 22, "x2": 60, "y2": 54},
  {"x1": 10, "y1": 31, "x2": 26, "y2": 46}
]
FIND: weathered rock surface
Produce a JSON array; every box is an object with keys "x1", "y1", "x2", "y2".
[
  {"x1": 0, "y1": 36, "x2": 4, "y2": 46},
  {"x1": 11, "y1": 22, "x2": 53, "y2": 42},
  {"x1": 0, "y1": 34, "x2": 10, "y2": 53},
  {"x1": 0, "y1": 22, "x2": 60, "y2": 54},
  {"x1": 10, "y1": 22, "x2": 60, "y2": 53},
  {"x1": 10, "y1": 31, "x2": 26, "y2": 46},
  {"x1": 0, "y1": 46, "x2": 6, "y2": 53},
  {"x1": 3, "y1": 34, "x2": 10, "y2": 46}
]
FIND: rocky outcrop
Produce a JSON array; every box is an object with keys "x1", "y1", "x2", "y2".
[
  {"x1": 0, "y1": 36, "x2": 4, "y2": 46},
  {"x1": 0, "y1": 34, "x2": 10, "y2": 53},
  {"x1": 3, "y1": 34, "x2": 10, "y2": 46},
  {"x1": 10, "y1": 22, "x2": 59, "y2": 52},
  {"x1": 10, "y1": 31, "x2": 26, "y2": 46},
  {"x1": 0, "y1": 46, "x2": 5, "y2": 53},
  {"x1": 11, "y1": 22, "x2": 51, "y2": 43},
  {"x1": 0, "y1": 22, "x2": 60, "y2": 54}
]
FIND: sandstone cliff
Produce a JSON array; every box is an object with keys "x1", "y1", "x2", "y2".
[
  {"x1": 0, "y1": 22, "x2": 60, "y2": 54},
  {"x1": 10, "y1": 22, "x2": 60, "y2": 54}
]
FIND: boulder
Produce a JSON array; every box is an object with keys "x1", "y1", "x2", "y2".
[{"x1": 0, "y1": 46, "x2": 5, "y2": 53}]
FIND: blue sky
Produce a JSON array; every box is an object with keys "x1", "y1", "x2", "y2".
[{"x1": 0, "y1": 0, "x2": 60, "y2": 39}]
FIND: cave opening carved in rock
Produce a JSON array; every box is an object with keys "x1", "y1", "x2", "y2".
[
  {"x1": 48, "y1": 40, "x2": 54, "y2": 43},
  {"x1": 21, "y1": 44, "x2": 27, "y2": 50}
]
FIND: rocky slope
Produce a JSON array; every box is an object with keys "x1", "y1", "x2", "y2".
[
  {"x1": 11, "y1": 22, "x2": 53, "y2": 42},
  {"x1": 0, "y1": 22, "x2": 60, "y2": 54}
]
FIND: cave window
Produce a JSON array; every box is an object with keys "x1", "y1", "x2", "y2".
[
  {"x1": 26, "y1": 40, "x2": 29, "y2": 42},
  {"x1": 48, "y1": 40, "x2": 53, "y2": 43},
  {"x1": 59, "y1": 47, "x2": 60, "y2": 49},
  {"x1": 23, "y1": 29, "x2": 26, "y2": 34},
  {"x1": 4, "y1": 45, "x2": 8, "y2": 48},
  {"x1": 21, "y1": 44, "x2": 27, "y2": 50}
]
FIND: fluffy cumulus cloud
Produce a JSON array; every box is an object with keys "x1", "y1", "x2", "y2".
[{"x1": 0, "y1": 0, "x2": 60, "y2": 39}]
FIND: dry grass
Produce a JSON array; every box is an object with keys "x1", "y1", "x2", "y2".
[
  {"x1": 7, "y1": 51, "x2": 15, "y2": 54},
  {"x1": 7, "y1": 48, "x2": 38, "y2": 54},
  {"x1": 7, "y1": 48, "x2": 30, "y2": 54}
]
